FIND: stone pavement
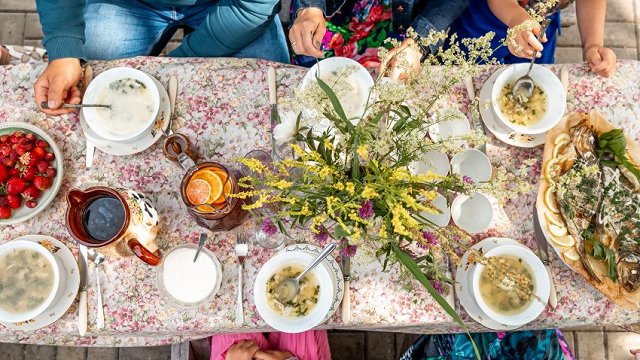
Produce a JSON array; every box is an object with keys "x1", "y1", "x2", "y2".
[{"x1": 1, "y1": 0, "x2": 640, "y2": 359}]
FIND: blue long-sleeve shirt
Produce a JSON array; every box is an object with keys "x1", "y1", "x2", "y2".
[{"x1": 36, "y1": 0, "x2": 281, "y2": 61}]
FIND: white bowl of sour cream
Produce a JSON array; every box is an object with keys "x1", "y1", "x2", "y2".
[
  {"x1": 0, "y1": 240, "x2": 60, "y2": 323},
  {"x1": 83, "y1": 67, "x2": 160, "y2": 142}
]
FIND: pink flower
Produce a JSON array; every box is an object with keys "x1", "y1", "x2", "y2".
[{"x1": 261, "y1": 218, "x2": 278, "y2": 236}]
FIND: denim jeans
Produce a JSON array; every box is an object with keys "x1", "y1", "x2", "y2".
[{"x1": 84, "y1": 0, "x2": 290, "y2": 63}]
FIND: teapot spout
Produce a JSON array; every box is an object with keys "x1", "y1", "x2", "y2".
[{"x1": 67, "y1": 188, "x2": 87, "y2": 208}]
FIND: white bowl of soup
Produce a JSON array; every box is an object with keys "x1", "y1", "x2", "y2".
[
  {"x1": 0, "y1": 240, "x2": 60, "y2": 323},
  {"x1": 83, "y1": 67, "x2": 160, "y2": 142},
  {"x1": 472, "y1": 244, "x2": 550, "y2": 327},
  {"x1": 491, "y1": 63, "x2": 565, "y2": 135},
  {"x1": 254, "y1": 250, "x2": 334, "y2": 333}
]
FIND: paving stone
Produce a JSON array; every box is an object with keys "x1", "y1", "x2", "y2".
[
  {"x1": 329, "y1": 331, "x2": 365, "y2": 360},
  {"x1": 86, "y1": 347, "x2": 117, "y2": 360},
  {"x1": 576, "y1": 331, "x2": 605, "y2": 360},
  {"x1": 0, "y1": 343, "x2": 24, "y2": 360},
  {"x1": 170, "y1": 29, "x2": 183, "y2": 41},
  {"x1": 606, "y1": 0, "x2": 635, "y2": 22},
  {"x1": 395, "y1": 333, "x2": 420, "y2": 357},
  {"x1": 164, "y1": 42, "x2": 181, "y2": 54},
  {"x1": 118, "y1": 346, "x2": 171, "y2": 360},
  {"x1": 557, "y1": 24, "x2": 582, "y2": 47},
  {"x1": 565, "y1": 325, "x2": 604, "y2": 332},
  {"x1": 56, "y1": 346, "x2": 85, "y2": 360},
  {"x1": 560, "y1": 2, "x2": 576, "y2": 27},
  {"x1": 365, "y1": 332, "x2": 395, "y2": 360},
  {"x1": 606, "y1": 332, "x2": 640, "y2": 360},
  {"x1": 24, "y1": 13, "x2": 43, "y2": 39},
  {"x1": 555, "y1": 46, "x2": 584, "y2": 63},
  {"x1": 604, "y1": 23, "x2": 637, "y2": 48},
  {"x1": 0, "y1": 13, "x2": 26, "y2": 45},
  {"x1": 561, "y1": 331, "x2": 575, "y2": 355},
  {"x1": 189, "y1": 338, "x2": 211, "y2": 360},
  {"x1": 0, "y1": 0, "x2": 36, "y2": 11},
  {"x1": 24, "y1": 345, "x2": 56, "y2": 360},
  {"x1": 22, "y1": 39, "x2": 42, "y2": 47},
  {"x1": 612, "y1": 47, "x2": 638, "y2": 60}
]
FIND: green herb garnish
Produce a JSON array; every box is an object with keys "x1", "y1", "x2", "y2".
[{"x1": 598, "y1": 129, "x2": 640, "y2": 182}]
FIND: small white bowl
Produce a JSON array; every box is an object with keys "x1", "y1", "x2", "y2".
[
  {"x1": 0, "y1": 240, "x2": 60, "y2": 323},
  {"x1": 420, "y1": 193, "x2": 450, "y2": 228},
  {"x1": 491, "y1": 63, "x2": 566, "y2": 135},
  {"x1": 451, "y1": 192, "x2": 493, "y2": 233},
  {"x1": 450, "y1": 148, "x2": 492, "y2": 186},
  {"x1": 83, "y1": 67, "x2": 160, "y2": 142},
  {"x1": 299, "y1": 57, "x2": 374, "y2": 120},
  {"x1": 472, "y1": 244, "x2": 550, "y2": 327},
  {"x1": 409, "y1": 150, "x2": 450, "y2": 177},
  {"x1": 428, "y1": 109, "x2": 471, "y2": 146},
  {"x1": 254, "y1": 250, "x2": 334, "y2": 333}
]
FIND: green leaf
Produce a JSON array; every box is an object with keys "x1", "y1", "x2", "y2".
[
  {"x1": 390, "y1": 241, "x2": 480, "y2": 360},
  {"x1": 334, "y1": 225, "x2": 349, "y2": 240},
  {"x1": 316, "y1": 77, "x2": 353, "y2": 131},
  {"x1": 351, "y1": 136, "x2": 360, "y2": 179}
]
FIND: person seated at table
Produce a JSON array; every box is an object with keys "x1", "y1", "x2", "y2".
[
  {"x1": 211, "y1": 330, "x2": 330, "y2": 360},
  {"x1": 449, "y1": 0, "x2": 617, "y2": 77},
  {"x1": 289, "y1": 0, "x2": 468, "y2": 76},
  {"x1": 400, "y1": 329, "x2": 574, "y2": 359},
  {"x1": 33, "y1": 0, "x2": 290, "y2": 116}
]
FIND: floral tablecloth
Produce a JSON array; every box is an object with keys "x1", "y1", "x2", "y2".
[{"x1": 0, "y1": 58, "x2": 639, "y2": 346}]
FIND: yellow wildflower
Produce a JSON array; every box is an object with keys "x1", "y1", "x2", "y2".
[
  {"x1": 267, "y1": 180, "x2": 292, "y2": 189},
  {"x1": 334, "y1": 182, "x2": 345, "y2": 191},
  {"x1": 238, "y1": 157, "x2": 268, "y2": 175},
  {"x1": 361, "y1": 185, "x2": 378, "y2": 199},
  {"x1": 323, "y1": 138, "x2": 335, "y2": 151},
  {"x1": 420, "y1": 190, "x2": 438, "y2": 201},
  {"x1": 378, "y1": 227, "x2": 387, "y2": 238},
  {"x1": 350, "y1": 228, "x2": 362, "y2": 244},
  {"x1": 318, "y1": 166, "x2": 332, "y2": 179},
  {"x1": 345, "y1": 182, "x2": 355, "y2": 194},
  {"x1": 310, "y1": 213, "x2": 328, "y2": 234},
  {"x1": 356, "y1": 144, "x2": 368, "y2": 159}
]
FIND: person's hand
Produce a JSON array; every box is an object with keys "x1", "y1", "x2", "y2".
[
  {"x1": 584, "y1": 45, "x2": 617, "y2": 77},
  {"x1": 289, "y1": 7, "x2": 326, "y2": 58},
  {"x1": 254, "y1": 349, "x2": 295, "y2": 360},
  {"x1": 630, "y1": 348, "x2": 640, "y2": 360},
  {"x1": 34, "y1": 58, "x2": 83, "y2": 116},
  {"x1": 224, "y1": 340, "x2": 260, "y2": 360},
  {"x1": 507, "y1": 17, "x2": 547, "y2": 59},
  {"x1": 378, "y1": 38, "x2": 423, "y2": 80}
]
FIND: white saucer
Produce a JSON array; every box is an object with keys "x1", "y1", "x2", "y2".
[
  {"x1": 79, "y1": 75, "x2": 170, "y2": 156},
  {"x1": 455, "y1": 237, "x2": 527, "y2": 331},
  {"x1": 281, "y1": 244, "x2": 344, "y2": 323},
  {"x1": 0, "y1": 235, "x2": 80, "y2": 331},
  {"x1": 479, "y1": 68, "x2": 545, "y2": 148}
]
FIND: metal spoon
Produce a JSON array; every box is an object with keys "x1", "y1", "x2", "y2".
[
  {"x1": 40, "y1": 101, "x2": 111, "y2": 109},
  {"x1": 274, "y1": 242, "x2": 337, "y2": 303},
  {"x1": 88, "y1": 250, "x2": 106, "y2": 330},
  {"x1": 511, "y1": 19, "x2": 551, "y2": 105},
  {"x1": 193, "y1": 233, "x2": 207, "y2": 262}
]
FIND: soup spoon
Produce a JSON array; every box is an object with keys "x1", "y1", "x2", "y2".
[
  {"x1": 274, "y1": 242, "x2": 337, "y2": 303},
  {"x1": 40, "y1": 101, "x2": 111, "y2": 110},
  {"x1": 88, "y1": 250, "x2": 106, "y2": 330},
  {"x1": 511, "y1": 18, "x2": 550, "y2": 105}
]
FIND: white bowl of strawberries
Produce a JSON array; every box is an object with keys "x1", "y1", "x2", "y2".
[{"x1": 0, "y1": 122, "x2": 63, "y2": 225}]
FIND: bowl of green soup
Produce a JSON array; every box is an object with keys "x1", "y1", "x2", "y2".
[
  {"x1": 0, "y1": 240, "x2": 60, "y2": 323},
  {"x1": 472, "y1": 244, "x2": 550, "y2": 327}
]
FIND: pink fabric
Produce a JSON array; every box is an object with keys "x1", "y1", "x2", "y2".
[{"x1": 209, "y1": 331, "x2": 331, "y2": 360}]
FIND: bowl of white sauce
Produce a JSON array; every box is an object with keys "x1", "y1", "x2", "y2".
[
  {"x1": 83, "y1": 67, "x2": 160, "y2": 142},
  {"x1": 0, "y1": 240, "x2": 61, "y2": 323}
]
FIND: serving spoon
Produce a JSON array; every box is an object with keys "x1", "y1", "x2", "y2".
[
  {"x1": 40, "y1": 101, "x2": 111, "y2": 109},
  {"x1": 274, "y1": 242, "x2": 337, "y2": 303},
  {"x1": 511, "y1": 19, "x2": 551, "y2": 105}
]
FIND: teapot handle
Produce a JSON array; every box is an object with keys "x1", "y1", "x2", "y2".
[{"x1": 127, "y1": 238, "x2": 162, "y2": 266}]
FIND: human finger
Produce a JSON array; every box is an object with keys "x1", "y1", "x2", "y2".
[
  {"x1": 378, "y1": 47, "x2": 399, "y2": 77},
  {"x1": 524, "y1": 31, "x2": 543, "y2": 52},
  {"x1": 300, "y1": 23, "x2": 324, "y2": 58}
]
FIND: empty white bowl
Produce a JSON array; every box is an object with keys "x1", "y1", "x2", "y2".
[
  {"x1": 254, "y1": 250, "x2": 334, "y2": 333},
  {"x1": 451, "y1": 192, "x2": 493, "y2": 233},
  {"x1": 0, "y1": 240, "x2": 60, "y2": 323},
  {"x1": 491, "y1": 63, "x2": 566, "y2": 135},
  {"x1": 450, "y1": 148, "x2": 492, "y2": 186},
  {"x1": 409, "y1": 150, "x2": 450, "y2": 177},
  {"x1": 83, "y1": 67, "x2": 160, "y2": 142},
  {"x1": 472, "y1": 244, "x2": 550, "y2": 327},
  {"x1": 428, "y1": 109, "x2": 471, "y2": 146},
  {"x1": 420, "y1": 193, "x2": 451, "y2": 228}
]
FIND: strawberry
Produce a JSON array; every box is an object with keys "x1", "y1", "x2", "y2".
[
  {"x1": 21, "y1": 185, "x2": 40, "y2": 201},
  {"x1": 15, "y1": 144, "x2": 26, "y2": 156},
  {"x1": 33, "y1": 176, "x2": 51, "y2": 191},
  {"x1": 36, "y1": 140, "x2": 48, "y2": 149},
  {"x1": 19, "y1": 152, "x2": 37, "y2": 167},
  {"x1": 44, "y1": 152, "x2": 55, "y2": 162},
  {"x1": 0, "y1": 206, "x2": 10, "y2": 219},
  {"x1": 26, "y1": 200, "x2": 37, "y2": 208},
  {"x1": 9, "y1": 134, "x2": 20, "y2": 144},
  {"x1": 0, "y1": 196, "x2": 6, "y2": 207},
  {"x1": 36, "y1": 160, "x2": 49, "y2": 174},
  {"x1": 7, "y1": 177, "x2": 27, "y2": 195},
  {"x1": 0, "y1": 146, "x2": 10, "y2": 156},
  {"x1": 6, "y1": 194, "x2": 21, "y2": 209},
  {"x1": 1, "y1": 157, "x2": 15, "y2": 168},
  {"x1": 0, "y1": 135, "x2": 8, "y2": 143},
  {"x1": 9, "y1": 151, "x2": 18, "y2": 162},
  {"x1": 21, "y1": 167, "x2": 37, "y2": 182},
  {"x1": 9, "y1": 168, "x2": 19, "y2": 177},
  {"x1": 25, "y1": 133, "x2": 35, "y2": 142},
  {"x1": 24, "y1": 143, "x2": 33, "y2": 152},
  {"x1": 32, "y1": 147, "x2": 46, "y2": 160},
  {"x1": 0, "y1": 166, "x2": 8, "y2": 182},
  {"x1": 45, "y1": 167, "x2": 56, "y2": 178},
  {"x1": 18, "y1": 137, "x2": 29, "y2": 145}
]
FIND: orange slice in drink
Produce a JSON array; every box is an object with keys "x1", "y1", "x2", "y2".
[
  {"x1": 192, "y1": 168, "x2": 232, "y2": 205},
  {"x1": 186, "y1": 179, "x2": 212, "y2": 205}
]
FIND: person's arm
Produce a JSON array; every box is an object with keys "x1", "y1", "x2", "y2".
[
  {"x1": 576, "y1": 0, "x2": 616, "y2": 77},
  {"x1": 288, "y1": 0, "x2": 327, "y2": 57},
  {"x1": 410, "y1": 0, "x2": 468, "y2": 38},
  {"x1": 488, "y1": 0, "x2": 545, "y2": 59},
  {"x1": 170, "y1": 0, "x2": 281, "y2": 57}
]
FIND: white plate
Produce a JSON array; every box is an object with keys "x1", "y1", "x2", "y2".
[
  {"x1": 420, "y1": 193, "x2": 451, "y2": 228},
  {"x1": 281, "y1": 243, "x2": 344, "y2": 323},
  {"x1": 428, "y1": 110, "x2": 471, "y2": 147},
  {"x1": 456, "y1": 237, "x2": 525, "y2": 331},
  {"x1": 0, "y1": 123, "x2": 65, "y2": 226},
  {"x1": 79, "y1": 75, "x2": 170, "y2": 156},
  {"x1": 451, "y1": 192, "x2": 493, "y2": 234},
  {"x1": 409, "y1": 150, "x2": 450, "y2": 177},
  {"x1": 450, "y1": 148, "x2": 492, "y2": 186},
  {"x1": 479, "y1": 68, "x2": 545, "y2": 148},
  {"x1": 0, "y1": 235, "x2": 80, "y2": 331}
]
